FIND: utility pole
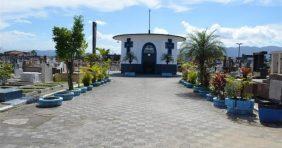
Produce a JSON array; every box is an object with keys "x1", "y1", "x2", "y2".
[
  {"x1": 148, "y1": 9, "x2": 151, "y2": 34},
  {"x1": 236, "y1": 43, "x2": 243, "y2": 68}
]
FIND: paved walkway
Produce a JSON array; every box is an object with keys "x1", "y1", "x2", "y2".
[{"x1": 0, "y1": 76, "x2": 281, "y2": 148}]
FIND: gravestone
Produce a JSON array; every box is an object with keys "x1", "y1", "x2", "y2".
[
  {"x1": 253, "y1": 51, "x2": 267, "y2": 78},
  {"x1": 269, "y1": 74, "x2": 282, "y2": 103}
]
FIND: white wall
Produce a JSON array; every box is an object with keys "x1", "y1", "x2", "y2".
[{"x1": 119, "y1": 35, "x2": 181, "y2": 65}]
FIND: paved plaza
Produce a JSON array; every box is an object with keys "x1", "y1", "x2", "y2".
[{"x1": 0, "y1": 75, "x2": 281, "y2": 148}]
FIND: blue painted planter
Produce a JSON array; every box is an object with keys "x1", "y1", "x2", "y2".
[
  {"x1": 71, "y1": 89, "x2": 81, "y2": 96},
  {"x1": 258, "y1": 102, "x2": 282, "y2": 124},
  {"x1": 79, "y1": 87, "x2": 87, "y2": 93},
  {"x1": 206, "y1": 93, "x2": 214, "y2": 102},
  {"x1": 198, "y1": 90, "x2": 209, "y2": 98},
  {"x1": 87, "y1": 85, "x2": 93, "y2": 91},
  {"x1": 38, "y1": 96, "x2": 63, "y2": 108},
  {"x1": 213, "y1": 97, "x2": 226, "y2": 109},
  {"x1": 225, "y1": 98, "x2": 254, "y2": 115},
  {"x1": 193, "y1": 86, "x2": 205, "y2": 93},
  {"x1": 179, "y1": 79, "x2": 185, "y2": 84},
  {"x1": 184, "y1": 82, "x2": 194, "y2": 88},
  {"x1": 92, "y1": 82, "x2": 99, "y2": 87},
  {"x1": 54, "y1": 91, "x2": 74, "y2": 101},
  {"x1": 124, "y1": 72, "x2": 136, "y2": 77}
]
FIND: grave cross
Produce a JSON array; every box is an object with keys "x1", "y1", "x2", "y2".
[
  {"x1": 124, "y1": 38, "x2": 133, "y2": 53},
  {"x1": 165, "y1": 39, "x2": 174, "y2": 55}
]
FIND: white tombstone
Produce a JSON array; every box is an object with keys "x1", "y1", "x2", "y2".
[
  {"x1": 271, "y1": 51, "x2": 282, "y2": 75},
  {"x1": 20, "y1": 72, "x2": 41, "y2": 83}
]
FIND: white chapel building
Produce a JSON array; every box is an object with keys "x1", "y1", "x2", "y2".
[{"x1": 113, "y1": 33, "x2": 185, "y2": 75}]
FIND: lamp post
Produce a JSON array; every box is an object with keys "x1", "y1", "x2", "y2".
[{"x1": 236, "y1": 43, "x2": 243, "y2": 68}]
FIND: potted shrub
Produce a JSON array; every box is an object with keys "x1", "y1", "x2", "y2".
[
  {"x1": 123, "y1": 51, "x2": 137, "y2": 77},
  {"x1": 212, "y1": 72, "x2": 227, "y2": 108},
  {"x1": 225, "y1": 75, "x2": 254, "y2": 115},
  {"x1": 38, "y1": 96, "x2": 63, "y2": 108},
  {"x1": 54, "y1": 91, "x2": 75, "y2": 101},
  {"x1": 82, "y1": 72, "x2": 93, "y2": 91},
  {"x1": 161, "y1": 53, "x2": 174, "y2": 77},
  {"x1": 185, "y1": 70, "x2": 197, "y2": 88}
]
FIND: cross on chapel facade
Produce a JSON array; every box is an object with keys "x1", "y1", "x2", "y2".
[
  {"x1": 124, "y1": 38, "x2": 133, "y2": 53},
  {"x1": 165, "y1": 39, "x2": 174, "y2": 55}
]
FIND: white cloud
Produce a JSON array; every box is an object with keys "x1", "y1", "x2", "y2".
[
  {"x1": 181, "y1": 21, "x2": 282, "y2": 47},
  {"x1": 153, "y1": 27, "x2": 169, "y2": 34},
  {"x1": 14, "y1": 19, "x2": 32, "y2": 24},
  {"x1": 95, "y1": 20, "x2": 107, "y2": 26}
]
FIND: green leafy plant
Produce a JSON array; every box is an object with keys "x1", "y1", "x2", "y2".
[
  {"x1": 187, "y1": 70, "x2": 197, "y2": 84},
  {"x1": 123, "y1": 51, "x2": 137, "y2": 64},
  {"x1": 161, "y1": 53, "x2": 174, "y2": 64},
  {"x1": 82, "y1": 72, "x2": 92, "y2": 86},
  {"x1": 181, "y1": 62, "x2": 196, "y2": 81},
  {"x1": 181, "y1": 29, "x2": 226, "y2": 87},
  {"x1": 52, "y1": 15, "x2": 87, "y2": 90},
  {"x1": 0, "y1": 62, "x2": 13, "y2": 85}
]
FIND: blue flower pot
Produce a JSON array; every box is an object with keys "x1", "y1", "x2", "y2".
[
  {"x1": 79, "y1": 87, "x2": 87, "y2": 93},
  {"x1": 184, "y1": 82, "x2": 194, "y2": 88},
  {"x1": 193, "y1": 86, "x2": 205, "y2": 93},
  {"x1": 225, "y1": 98, "x2": 254, "y2": 115},
  {"x1": 71, "y1": 89, "x2": 81, "y2": 96},
  {"x1": 206, "y1": 93, "x2": 214, "y2": 102},
  {"x1": 54, "y1": 91, "x2": 74, "y2": 101},
  {"x1": 213, "y1": 97, "x2": 226, "y2": 109},
  {"x1": 87, "y1": 85, "x2": 93, "y2": 91},
  {"x1": 38, "y1": 96, "x2": 63, "y2": 108},
  {"x1": 92, "y1": 82, "x2": 98, "y2": 87},
  {"x1": 198, "y1": 90, "x2": 209, "y2": 98},
  {"x1": 258, "y1": 102, "x2": 282, "y2": 124},
  {"x1": 179, "y1": 79, "x2": 185, "y2": 84}
]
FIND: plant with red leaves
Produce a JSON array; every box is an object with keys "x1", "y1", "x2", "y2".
[
  {"x1": 211, "y1": 72, "x2": 227, "y2": 99},
  {"x1": 240, "y1": 67, "x2": 251, "y2": 78}
]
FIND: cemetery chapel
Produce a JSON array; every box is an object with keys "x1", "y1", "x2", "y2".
[{"x1": 113, "y1": 11, "x2": 185, "y2": 75}]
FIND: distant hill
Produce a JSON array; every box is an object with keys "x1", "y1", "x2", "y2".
[
  {"x1": 35, "y1": 50, "x2": 56, "y2": 57},
  {"x1": 226, "y1": 46, "x2": 282, "y2": 57},
  {"x1": 2, "y1": 46, "x2": 281, "y2": 57}
]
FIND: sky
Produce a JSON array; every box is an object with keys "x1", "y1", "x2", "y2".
[{"x1": 0, "y1": 0, "x2": 282, "y2": 54}]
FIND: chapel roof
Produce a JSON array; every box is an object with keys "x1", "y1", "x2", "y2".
[{"x1": 113, "y1": 33, "x2": 186, "y2": 42}]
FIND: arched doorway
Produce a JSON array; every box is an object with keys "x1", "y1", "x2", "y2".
[{"x1": 142, "y1": 43, "x2": 156, "y2": 74}]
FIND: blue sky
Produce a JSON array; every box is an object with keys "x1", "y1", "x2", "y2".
[{"x1": 0, "y1": 0, "x2": 281, "y2": 53}]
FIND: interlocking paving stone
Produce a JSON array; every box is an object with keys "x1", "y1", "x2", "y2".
[{"x1": 0, "y1": 76, "x2": 281, "y2": 147}]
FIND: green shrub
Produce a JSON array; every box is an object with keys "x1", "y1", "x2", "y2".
[
  {"x1": 188, "y1": 70, "x2": 197, "y2": 84},
  {"x1": 224, "y1": 77, "x2": 240, "y2": 99},
  {"x1": 82, "y1": 72, "x2": 92, "y2": 86}
]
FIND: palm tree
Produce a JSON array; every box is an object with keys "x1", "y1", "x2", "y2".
[
  {"x1": 161, "y1": 53, "x2": 174, "y2": 64},
  {"x1": 181, "y1": 29, "x2": 225, "y2": 87}
]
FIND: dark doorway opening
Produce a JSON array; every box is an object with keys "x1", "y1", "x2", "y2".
[{"x1": 142, "y1": 43, "x2": 156, "y2": 74}]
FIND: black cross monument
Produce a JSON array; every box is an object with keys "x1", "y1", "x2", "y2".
[
  {"x1": 165, "y1": 39, "x2": 174, "y2": 55},
  {"x1": 124, "y1": 38, "x2": 133, "y2": 53}
]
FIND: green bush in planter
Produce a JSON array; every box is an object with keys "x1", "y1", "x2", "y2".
[
  {"x1": 187, "y1": 70, "x2": 197, "y2": 85},
  {"x1": 82, "y1": 72, "x2": 92, "y2": 86}
]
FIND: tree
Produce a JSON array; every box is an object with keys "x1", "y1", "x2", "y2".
[
  {"x1": 31, "y1": 50, "x2": 37, "y2": 56},
  {"x1": 52, "y1": 15, "x2": 87, "y2": 90},
  {"x1": 181, "y1": 29, "x2": 225, "y2": 87},
  {"x1": 0, "y1": 62, "x2": 13, "y2": 85},
  {"x1": 161, "y1": 53, "x2": 174, "y2": 64}
]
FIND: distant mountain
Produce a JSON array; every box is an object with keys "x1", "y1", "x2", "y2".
[
  {"x1": 35, "y1": 50, "x2": 56, "y2": 57},
  {"x1": 226, "y1": 46, "x2": 282, "y2": 57}
]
